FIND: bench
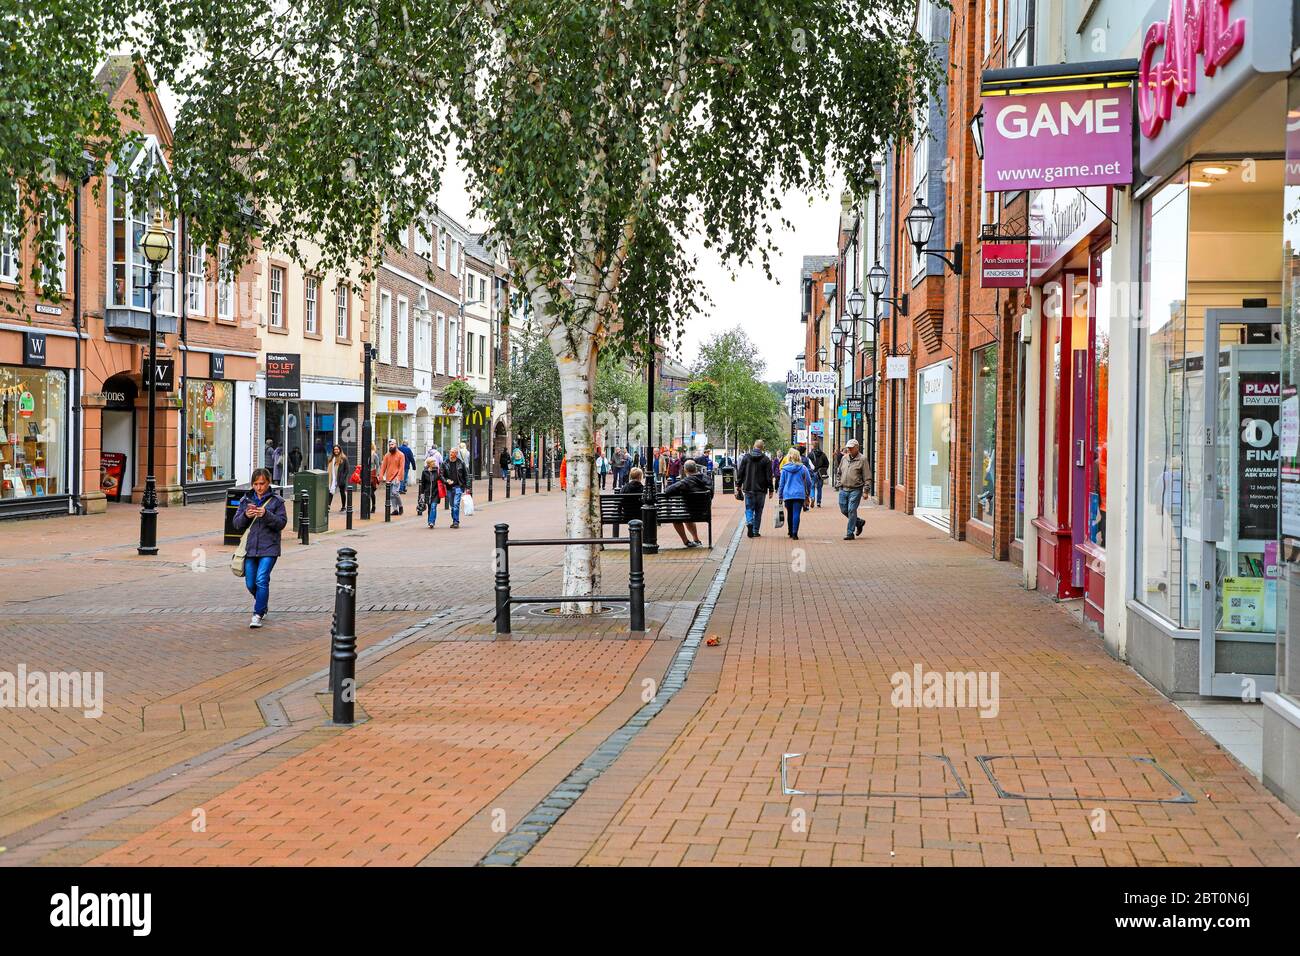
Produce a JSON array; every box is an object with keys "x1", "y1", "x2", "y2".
[{"x1": 599, "y1": 490, "x2": 714, "y2": 548}]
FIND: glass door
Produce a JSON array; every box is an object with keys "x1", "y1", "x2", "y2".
[{"x1": 1199, "y1": 308, "x2": 1281, "y2": 697}]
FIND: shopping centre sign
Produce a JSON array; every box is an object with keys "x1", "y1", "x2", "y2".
[
  {"x1": 982, "y1": 87, "x2": 1132, "y2": 192},
  {"x1": 786, "y1": 370, "x2": 836, "y2": 399}
]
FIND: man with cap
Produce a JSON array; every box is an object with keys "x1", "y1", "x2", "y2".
[{"x1": 836, "y1": 438, "x2": 869, "y2": 540}]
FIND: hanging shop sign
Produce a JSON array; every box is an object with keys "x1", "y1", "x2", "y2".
[
  {"x1": 886, "y1": 356, "x2": 909, "y2": 380},
  {"x1": 22, "y1": 331, "x2": 47, "y2": 367},
  {"x1": 980, "y1": 242, "x2": 1030, "y2": 288},
  {"x1": 982, "y1": 87, "x2": 1133, "y2": 192},
  {"x1": 921, "y1": 363, "x2": 953, "y2": 406},
  {"x1": 1138, "y1": 0, "x2": 1290, "y2": 177},
  {"x1": 141, "y1": 357, "x2": 175, "y2": 392},
  {"x1": 785, "y1": 370, "x2": 836, "y2": 399},
  {"x1": 265, "y1": 352, "x2": 301, "y2": 399},
  {"x1": 1238, "y1": 373, "x2": 1280, "y2": 539}
]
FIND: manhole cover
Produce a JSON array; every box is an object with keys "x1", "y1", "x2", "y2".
[
  {"x1": 781, "y1": 752, "x2": 968, "y2": 799},
  {"x1": 976, "y1": 755, "x2": 1195, "y2": 804},
  {"x1": 525, "y1": 603, "x2": 622, "y2": 618}
]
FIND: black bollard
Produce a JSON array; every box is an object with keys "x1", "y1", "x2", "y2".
[
  {"x1": 535, "y1": 461, "x2": 539, "y2": 494},
  {"x1": 346, "y1": 485, "x2": 353, "y2": 530},
  {"x1": 520, "y1": 466, "x2": 526, "y2": 496},
  {"x1": 505, "y1": 468, "x2": 511, "y2": 498},
  {"x1": 384, "y1": 481, "x2": 392, "y2": 522},
  {"x1": 494, "y1": 522, "x2": 511, "y2": 634},
  {"x1": 488, "y1": 464, "x2": 494, "y2": 503},
  {"x1": 628, "y1": 519, "x2": 645, "y2": 632},
  {"x1": 331, "y1": 547, "x2": 358, "y2": 724},
  {"x1": 641, "y1": 496, "x2": 659, "y2": 555},
  {"x1": 298, "y1": 488, "x2": 310, "y2": 545}
]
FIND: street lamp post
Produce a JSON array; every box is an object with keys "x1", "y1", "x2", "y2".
[
  {"x1": 642, "y1": 321, "x2": 659, "y2": 554},
  {"x1": 866, "y1": 264, "x2": 910, "y2": 501},
  {"x1": 137, "y1": 212, "x2": 173, "y2": 556},
  {"x1": 360, "y1": 344, "x2": 377, "y2": 519}
]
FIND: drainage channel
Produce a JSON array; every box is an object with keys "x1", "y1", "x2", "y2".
[{"x1": 476, "y1": 519, "x2": 745, "y2": 867}]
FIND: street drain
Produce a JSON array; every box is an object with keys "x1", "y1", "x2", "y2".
[
  {"x1": 530, "y1": 603, "x2": 620, "y2": 617},
  {"x1": 781, "y1": 752, "x2": 969, "y2": 799},
  {"x1": 976, "y1": 754, "x2": 1196, "y2": 804}
]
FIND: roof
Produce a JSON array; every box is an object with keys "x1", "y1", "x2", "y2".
[{"x1": 800, "y1": 255, "x2": 837, "y2": 282}]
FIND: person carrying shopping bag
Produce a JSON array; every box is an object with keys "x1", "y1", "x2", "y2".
[
  {"x1": 231, "y1": 468, "x2": 287, "y2": 629},
  {"x1": 442, "y1": 446, "x2": 470, "y2": 528},
  {"x1": 418, "y1": 457, "x2": 443, "y2": 528},
  {"x1": 777, "y1": 448, "x2": 814, "y2": 541}
]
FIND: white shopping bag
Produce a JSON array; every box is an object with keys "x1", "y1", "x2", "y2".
[{"x1": 462, "y1": 493, "x2": 475, "y2": 516}]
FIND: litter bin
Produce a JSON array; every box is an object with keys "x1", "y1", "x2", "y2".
[
  {"x1": 720, "y1": 464, "x2": 736, "y2": 495},
  {"x1": 292, "y1": 469, "x2": 330, "y2": 533},
  {"x1": 224, "y1": 485, "x2": 251, "y2": 545}
]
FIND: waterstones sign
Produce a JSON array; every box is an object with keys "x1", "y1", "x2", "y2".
[
  {"x1": 786, "y1": 370, "x2": 836, "y2": 399},
  {"x1": 982, "y1": 87, "x2": 1133, "y2": 192}
]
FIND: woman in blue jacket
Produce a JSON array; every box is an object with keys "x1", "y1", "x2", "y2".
[
  {"x1": 232, "y1": 467, "x2": 288, "y2": 628},
  {"x1": 777, "y1": 448, "x2": 814, "y2": 540}
]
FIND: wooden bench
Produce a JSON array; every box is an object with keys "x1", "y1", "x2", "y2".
[{"x1": 599, "y1": 490, "x2": 715, "y2": 548}]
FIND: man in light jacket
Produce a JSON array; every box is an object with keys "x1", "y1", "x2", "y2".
[{"x1": 836, "y1": 438, "x2": 869, "y2": 541}]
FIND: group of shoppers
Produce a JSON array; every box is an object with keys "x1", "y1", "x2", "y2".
[{"x1": 736, "y1": 436, "x2": 867, "y2": 541}]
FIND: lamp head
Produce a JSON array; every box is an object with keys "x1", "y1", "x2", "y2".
[
  {"x1": 905, "y1": 199, "x2": 935, "y2": 252},
  {"x1": 867, "y1": 263, "x2": 888, "y2": 298},
  {"x1": 140, "y1": 211, "x2": 172, "y2": 265},
  {"x1": 847, "y1": 287, "x2": 865, "y2": 319}
]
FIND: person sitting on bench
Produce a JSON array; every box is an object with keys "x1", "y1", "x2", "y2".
[
  {"x1": 662, "y1": 459, "x2": 710, "y2": 549},
  {"x1": 622, "y1": 467, "x2": 644, "y2": 497}
]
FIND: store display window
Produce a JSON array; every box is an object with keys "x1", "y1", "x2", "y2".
[
  {"x1": 184, "y1": 378, "x2": 234, "y2": 484},
  {"x1": 971, "y1": 344, "x2": 998, "y2": 524},
  {"x1": 0, "y1": 365, "x2": 67, "y2": 500}
]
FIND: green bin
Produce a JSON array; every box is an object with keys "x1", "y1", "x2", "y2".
[{"x1": 291, "y1": 469, "x2": 330, "y2": 533}]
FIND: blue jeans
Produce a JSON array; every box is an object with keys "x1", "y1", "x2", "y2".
[
  {"x1": 744, "y1": 492, "x2": 766, "y2": 531},
  {"x1": 243, "y1": 555, "x2": 277, "y2": 617},
  {"x1": 812, "y1": 473, "x2": 824, "y2": 505},
  {"x1": 427, "y1": 499, "x2": 439, "y2": 527},
  {"x1": 785, "y1": 498, "x2": 804, "y2": 536},
  {"x1": 449, "y1": 486, "x2": 463, "y2": 522},
  {"x1": 838, "y1": 488, "x2": 863, "y2": 536}
]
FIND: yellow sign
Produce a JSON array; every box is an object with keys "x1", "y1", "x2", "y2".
[{"x1": 1221, "y1": 577, "x2": 1266, "y2": 632}]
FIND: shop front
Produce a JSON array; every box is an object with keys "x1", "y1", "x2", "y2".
[
  {"x1": 258, "y1": 391, "x2": 362, "y2": 484},
  {"x1": 915, "y1": 360, "x2": 952, "y2": 531},
  {"x1": 0, "y1": 350, "x2": 70, "y2": 517},
  {"x1": 1127, "y1": 0, "x2": 1291, "y2": 702}
]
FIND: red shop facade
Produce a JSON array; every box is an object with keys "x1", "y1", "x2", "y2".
[{"x1": 1029, "y1": 185, "x2": 1113, "y2": 628}]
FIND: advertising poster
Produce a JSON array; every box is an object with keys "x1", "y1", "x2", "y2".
[
  {"x1": 1221, "y1": 577, "x2": 1266, "y2": 632},
  {"x1": 1239, "y1": 374, "x2": 1280, "y2": 539},
  {"x1": 100, "y1": 453, "x2": 127, "y2": 502}
]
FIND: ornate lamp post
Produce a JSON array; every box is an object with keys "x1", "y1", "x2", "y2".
[{"x1": 138, "y1": 212, "x2": 173, "y2": 556}]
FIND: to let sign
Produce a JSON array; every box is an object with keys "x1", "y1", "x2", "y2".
[
  {"x1": 981, "y1": 242, "x2": 1029, "y2": 288},
  {"x1": 981, "y1": 87, "x2": 1132, "y2": 192},
  {"x1": 266, "y1": 352, "x2": 301, "y2": 399}
]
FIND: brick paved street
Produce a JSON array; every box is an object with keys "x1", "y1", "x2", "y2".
[{"x1": 2, "y1": 495, "x2": 1298, "y2": 866}]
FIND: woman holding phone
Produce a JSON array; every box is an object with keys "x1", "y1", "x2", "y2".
[{"x1": 232, "y1": 467, "x2": 288, "y2": 628}]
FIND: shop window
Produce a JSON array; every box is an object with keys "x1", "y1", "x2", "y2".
[
  {"x1": 1014, "y1": 336, "x2": 1026, "y2": 541},
  {"x1": 1280, "y1": 75, "x2": 1300, "y2": 701},
  {"x1": 0, "y1": 366, "x2": 67, "y2": 500},
  {"x1": 1041, "y1": 280, "x2": 1063, "y2": 518},
  {"x1": 971, "y1": 344, "x2": 998, "y2": 524},
  {"x1": 1090, "y1": 248, "x2": 1112, "y2": 547},
  {"x1": 184, "y1": 379, "x2": 233, "y2": 483}
]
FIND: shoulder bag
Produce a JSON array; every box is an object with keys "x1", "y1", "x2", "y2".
[{"x1": 231, "y1": 512, "x2": 259, "y2": 576}]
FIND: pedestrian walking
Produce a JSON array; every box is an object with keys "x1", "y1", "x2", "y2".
[
  {"x1": 806, "y1": 438, "x2": 830, "y2": 508},
  {"x1": 326, "y1": 444, "x2": 350, "y2": 513},
  {"x1": 418, "y1": 456, "x2": 443, "y2": 528},
  {"x1": 596, "y1": 450, "x2": 609, "y2": 490},
  {"x1": 499, "y1": 447, "x2": 511, "y2": 481},
  {"x1": 512, "y1": 445, "x2": 525, "y2": 480},
  {"x1": 559, "y1": 452, "x2": 567, "y2": 491},
  {"x1": 661, "y1": 459, "x2": 711, "y2": 548},
  {"x1": 735, "y1": 439, "x2": 774, "y2": 538},
  {"x1": 442, "y1": 446, "x2": 470, "y2": 528},
  {"x1": 231, "y1": 468, "x2": 287, "y2": 629},
  {"x1": 380, "y1": 439, "x2": 406, "y2": 515},
  {"x1": 398, "y1": 439, "x2": 416, "y2": 494},
  {"x1": 837, "y1": 438, "x2": 869, "y2": 540},
  {"x1": 778, "y1": 448, "x2": 814, "y2": 541}
]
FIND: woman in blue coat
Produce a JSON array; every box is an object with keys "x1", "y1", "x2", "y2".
[
  {"x1": 777, "y1": 448, "x2": 814, "y2": 540},
  {"x1": 232, "y1": 467, "x2": 288, "y2": 628}
]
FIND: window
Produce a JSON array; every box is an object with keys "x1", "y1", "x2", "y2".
[
  {"x1": 305, "y1": 275, "x2": 319, "y2": 334},
  {"x1": 108, "y1": 141, "x2": 177, "y2": 314},
  {"x1": 436, "y1": 313, "x2": 446, "y2": 374},
  {"x1": 449, "y1": 316, "x2": 459, "y2": 374},
  {"x1": 186, "y1": 240, "x2": 206, "y2": 315},
  {"x1": 971, "y1": 344, "x2": 998, "y2": 524},
  {"x1": 1089, "y1": 248, "x2": 1111, "y2": 549},
  {"x1": 0, "y1": 185, "x2": 18, "y2": 283},
  {"x1": 335, "y1": 284, "x2": 349, "y2": 339},
  {"x1": 438, "y1": 232, "x2": 447, "y2": 266},
  {"x1": 414, "y1": 220, "x2": 433, "y2": 259},
  {"x1": 466, "y1": 330, "x2": 474, "y2": 373},
  {"x1": 396, "y1": 296, "x2": 409, "y2": 367},
  {"x1": 415, "y1": 310, "x2": 432, "y2": 373},
  {"x1": 269, "y1": 266, "x2": 285, "y2": 328},
  {"x1": 217, "y1": 244, "x2": 233, "y2": 320},
  {"x1": 478, "y1": 333, "x2": 485, "y2": 375},
  {"x1": 0, "y1": 366, "x2": 67, "y2": 499},
  {"x1": 379, "y1": 290, "x2": 392, "y2": 364},
  {"x1": 184, "y1": 379, "x2": 234, "y2": 482},
  {"x1": 40, "y1": 209, "x2": 67, "y2": 296},
  {"x1": 451, "y1": 240, "x2": 461, "y2": 276}
]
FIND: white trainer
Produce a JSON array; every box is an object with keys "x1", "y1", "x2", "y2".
[{"x1": 249, "y1": 614, "x2": 263, "y2": 629}]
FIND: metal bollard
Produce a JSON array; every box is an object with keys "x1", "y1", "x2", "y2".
[
  {"x1": 488, "y1": 465, "x2": 494, "y2": 503},
  {"x1": 505, "y1": 468, "x2": 511, "y2": 498},
  {"x1": 298, "y1": 488, "x2": 310, "y2": 545},
  {"x1": 494, "y1": 522, "x2": 511, "y2": 634},
  {"x1": 346, "y1": 485, "x2": 353, "y2": 530},
  {"x1": 331, "y1": 547, "x2": 358, "y2": 724},
  {"x1": 628, "y1": 519, "x2": 645, "y2": 632},
  {"x1": 384, "y1": 481, "x2": 392, "y2": 522},
  {"x1": 535, "y1": 463, "x2": 539, "y2": 494},
  {"x1": 520, "y1": 467, "x2": 526, "y2": 496}
]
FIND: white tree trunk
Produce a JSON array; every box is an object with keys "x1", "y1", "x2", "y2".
[{"x1": 547, "y1": 318, "x2": 600, "y2": 613}]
